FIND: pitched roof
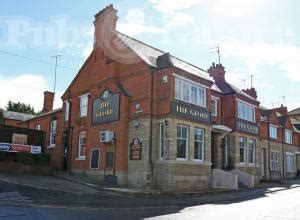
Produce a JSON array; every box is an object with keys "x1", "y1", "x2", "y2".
[
  {"x1": 290, "y1": 118, "x2": 300, "y2": 133},
  {"x1": 22, "y1": 108, "x2": 62, "y2": 122},
  {"x1": 289, "y1": 108, "x2": 300, "y2": 115},
  {"x1": 116, "y1": 32, "x2": 213, "y2": 82},
  {"x1": 3, "y1": 111, "x2": 35, "y2": 121}
]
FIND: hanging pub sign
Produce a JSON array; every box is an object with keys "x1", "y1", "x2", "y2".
[
  {"x1": 92, "y1": 90, "x2": 120, "y2": 125},
  {"x1": 236, "y1": 120, "x2": 259, "y2": 135},
  {"x1": 171, "y1": 101, "x2": 211, "y2": 123},
  {"x1": 130, "y1": 138, "x2": 142, "y2": 160}
]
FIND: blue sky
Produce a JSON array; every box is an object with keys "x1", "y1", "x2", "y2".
[{"x1": 0, "y1": 0, "x2": 299, "y2": 111}]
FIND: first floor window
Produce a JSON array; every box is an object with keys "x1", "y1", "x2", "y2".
[
  {"x1": 285, "y1": 130, "x2": 292, "y2": 144},
  {"x1": 194, "y1": 128, "x2": 204, "y2": 161},
  {"x1": 211, "y1": 98, "x2": 217, "y2": 116},
  {"x1": 286, "y1": 153, "x2": 294, "y2": 172},
  {"x1": 248, "y1": 139, "x2": 256, "y2": 164},
  {"x1": 79, "y1": 94, "x2": 88, "y2": 117},
  {"x1": 35, "y1": 124, "x2": 41, "y2": 130},
  {"x1": 78, "y1": 132, "x2": 86, "y2": 159},
  {"x1": 177, "y1": 125, "x2": 188, "y2": 160},
  {"x1": 50, "y1": 120, "x2": 57, "y2": 146},
  {"x1": 237, "y1": 101, "x2": 255, "y2": 122},
  {"x1": 64, "y1": 101, "x2": 70, "y2": 121},
  {"x1": 270, "y1": 152, "x2": 279, "y2": 171},
  {"x1": 239, "y1": 137, "x2": 246, "y2": 164},
  {"x1": 269, "y1": 125, "x2": 277, "y2": 139},
  {"x1": 159, "y1": 124, "x2": 165, "y2": 160}
]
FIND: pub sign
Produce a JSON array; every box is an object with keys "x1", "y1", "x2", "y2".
[
  {"x1": 92, "y1": 90, "x2": 120, "y2": 125},
  {"x1": 236, "y1": 120, "x2": 259, "y2": 135},
  {"x1": 130, "y1": 138, "x2": 142, "y2": 160}
]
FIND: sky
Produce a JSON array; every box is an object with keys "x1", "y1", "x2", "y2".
[{"x1": 0, "y1": 0, "x2": 299, "y2": 112}]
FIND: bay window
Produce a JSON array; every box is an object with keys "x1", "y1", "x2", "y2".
[
  {"x1": 239, "y1": 137, "x2": 246, "y2": 164},
  {"x1": 175, "y1": 77, "x2": 206, "y2": 107},
  {"x1": 248, "y1": 139, "x2": 255, "y2": 165},
  {"x1": 177, "y1": 125, "x2": 188, "y2": 160},
  {"x1": 194, "y1": 128, "x2": 204, "y2": 161},
  {"x1": 237, "y1": 101, "x2": 255, "y2": 122}
]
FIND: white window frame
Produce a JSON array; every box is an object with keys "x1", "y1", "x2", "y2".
[
  {"x1": 90, "y1": 149, "x2": 100, "y2": 169},
  {"x1": 64, "y1": 100, "x2": 70, "y2": 122},
  {"x1": 286, "y1": 152, "x2": 294, "y2": 172},
  {"x1": 159, "y1": 124, "x2": 165, "y2": 160},
  {"x1": 175, "y1": 77, "x2": 206, "y2": 107},
  {"x1": 285, "y1": 129, "x2": 292, "y2": 144},
  {"x1": 269, "y1": 124, "x2": 278, "y2": 139},
  {"x1": 194, "y1": 128, "x2": 204, "y2": 162},
  {"x1": 248, "y1": 139, "x2": 256, "y2": 165},
  {"x1": 270, "y1": 151, "x2": 279, "y2": 171},
  {"x1": 49, "y1": 120, "x2": 57, "y2": 147},
  {"x1": 77, "y1": 131, "x2": 86, "y2": 160},
  {"x1": 35, "y1": 124, "x2": 41, "y2": 130},
  {"x1": 211, "y1": 97, "x2": 218, "y2": 116},
  {"x1": 237, "y1": 101, "x2": 256, "y2": 122},
  {"x1": 239, "y1": 137, "x2": 246, "y2": 164},
  {"x1": 79, "y1": 94, "x2": 89, "y2": 117},
  {"x1": 176, "y1": 125, "x2": 189, "y2": 161}
]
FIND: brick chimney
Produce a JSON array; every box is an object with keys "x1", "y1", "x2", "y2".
[
  {"x1": 42, "y1": 91, "x2": 54, "y2": 113},
  {"x1": 243, "y1": 88, "x2": 258, "y2": 99},
  {"x1": 93, "y1": 4, "x2": 118, "y2": 49},
  {"x1": 207, "y1": 62, "x2": 225, "y2": 81},
  {"x1": 274, "y1": 104, "x2": 288, "y2": 116}
]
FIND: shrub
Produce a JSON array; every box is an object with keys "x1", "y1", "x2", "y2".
[
  {"x1": 0, "y1": 151, "x2": 5, "y2": 161},
  {"x1": 37, "y1": 153, "x2": 51, "y2": 166},
  {"x1": 15, "y1": 152, "x2": 37, "y2": 165}
]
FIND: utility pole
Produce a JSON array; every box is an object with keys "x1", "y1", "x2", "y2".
[{"x1": 52, "y1": 54, "x2": 61, "y2": 94}]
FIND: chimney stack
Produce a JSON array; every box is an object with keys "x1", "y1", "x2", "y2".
[
  {"x1": 243, "y1": 88, "x2": 258, "y2": 99},
  {"x1": 93, "y1": 4, "x2": 118, "y2": 49},
  {"x1": 207, "y1": 62, "x2": 225, "y2": 81},
  {"x1": 274, "y1": 104, "x2": 288, "y2": 116},
  {"x1": 42, "y1": 91, "x2": 54, "y2": 113}
]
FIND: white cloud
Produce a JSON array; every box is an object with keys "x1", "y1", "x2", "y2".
[
  {"x1": 222, "y1": 40, "x2": 300, "y2": 82},
  {"x1": 117, "y1": 8, "x2": 166, "y2": 36},
  {"x1": 167, "y1": 12, "x2": 195, "y2": 27},
  {"x1": 0, "y1": 74, "x2": 62, "y2": 112},
  {"x1": 149, "y1": 0, "x2": 206, "y2": 14}
]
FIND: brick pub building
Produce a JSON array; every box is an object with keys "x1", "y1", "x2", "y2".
[{"x1": 17, "y1": 5, "x2": 300, "y2": 191}]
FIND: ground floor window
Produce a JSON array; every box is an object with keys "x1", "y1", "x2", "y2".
[
  {"x1": 286, "y1": 153, "x2": 294, "y2": 172},
  {"x1": 248, "y1": 139, "x2": 256, "y2": 165},
  {"x1": 159, "y1": 124, "x2": 165, "y2": 160},
  {"x1": 270, "y1": 152, "x2": 279, "y2": 171},
  {"x1": 239, "y1": 137, "x2": 246, "y2": 164},
  {"x1": 90, "y1": 149, "x2": 100, "y2": 169},
  {"x1": 177, "y1": 125, "x2": 188, "y2": 160},
  {"x1": 194, "y1": 128, "x2": 204, "y2": 161},
  {"x1": 78, "y1": 132, "x2": 86, "y2": 159}
]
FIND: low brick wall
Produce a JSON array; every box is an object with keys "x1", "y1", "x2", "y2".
[{"x1": 0, "y1": 161, "x2": 50, "y2": 175}]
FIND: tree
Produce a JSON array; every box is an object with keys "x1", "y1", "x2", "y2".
[
  {"x1": 6, "y1": 100, "x2": 36, "y2": 115},
  {"x1": 0, "y1": 108, "x2": 4, "y2": 124}
]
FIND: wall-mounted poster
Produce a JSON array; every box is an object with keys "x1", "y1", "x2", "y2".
[{"x1": 130, "y1": 138, "x2": 142, "y2": 160}]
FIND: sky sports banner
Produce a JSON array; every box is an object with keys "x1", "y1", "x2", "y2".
[{"x1": 0, "y1": 142, "x2": 41, "y2": 154}]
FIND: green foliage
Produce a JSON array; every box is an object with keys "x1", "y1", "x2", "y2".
[
  {"x1": 15, "y1": 153, "x2": 51, "y2": 166},
  {"x1": 0, "y1": 109, "x2": 4, "y2": 125},
  {"x1": 0, "y1": 151, "x2": 5, "y2": 161},
  {"x1": 6, "y1": 100, "x2": 36, "y2": 115}
]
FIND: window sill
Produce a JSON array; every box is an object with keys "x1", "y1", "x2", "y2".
[
  {"x1": 76, "y1": 157, "x2": 85, "y2": 161},
  {"x1": 176, "y1": 158, "x2": 187, "y2": 161},
  {"x1": 194, "y1": 159, "x2": 204, "y2": 163},
  {"x1": 47, "y1": 145, "x2": 56, "y2": 149}
]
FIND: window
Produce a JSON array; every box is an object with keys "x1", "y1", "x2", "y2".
[
  {"x1": 285, "y1": 130, "x2": 292, "y2": 144},
  {"x1": 248, "y1": 139, "x2": 256, "y2": 165},
  {"x1": 237, "y1": 101, "x2": 255, "y2": 122},
  {"x1": 79, "y1": 94, "x2": 88, "y2": 117},
  {"x1": 286, "y1": 153, "x2": 294, "y2": 172},
  {"x1": 90, "y1": 149, "x2": 100, "y2": 169},
  {"x1": 49, "y1": 120, "x2": 57, "y2": 147},
  {"x1": 159, "y1": 124, "x2": 165, "y2": 160},
  {"x1": 239, "y1": 137, "x2": 246, "y2": 164},
  {"x1": 211, "y1": 98, "x2": 217, "y2": 116},
  {"x1": 194, "y1": 128, "x2": 204, "y2": 161},
  {"x1": 78, "y1": 132, "x2": 86, "y2": 159},
  {"x1": 270, "y1": 152, "x2": 279, "y2": 171},
  {"x1": 177, "y1": 125, "x2": 188, "y2": 160},
  {"x1": 175, "y1": 77, "x2": 206, "y2": 107},
  {"x1": 269, "y1": 125, "x2": 277, "y2": 139},
  {"x1": 35, "y1": 124, "x2": 41, "y2": 130},
  {"x1": 65, "y1": 101, "x2": 70, "y2": 122}
]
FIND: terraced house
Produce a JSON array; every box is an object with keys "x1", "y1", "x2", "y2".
[{"x1": 11, "y1": 5, "x2": 300, "y2": 191}]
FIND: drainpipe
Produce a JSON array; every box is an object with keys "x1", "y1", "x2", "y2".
[
  {"x1": 149, "y1": 66, "x2": 155, "y2": 185},
  {"x1": 67, "y1": 89, "x2": 72, "y2": 174},
  {"x1": 281, "y1": 126, "x2": 285, "y2": 182},
  {"x1": 267, "y1": 121, "x2": 271, "y2": 182}
]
